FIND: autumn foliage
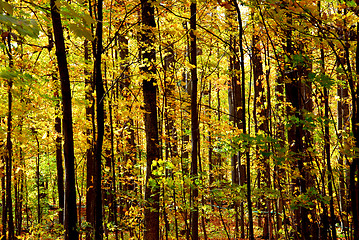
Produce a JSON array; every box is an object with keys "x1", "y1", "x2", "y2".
[{"x1": 0, "y1": 0, "x2": 358, "y2": 239}]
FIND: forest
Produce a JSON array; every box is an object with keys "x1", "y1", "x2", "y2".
[{"x1": 0, "y1": 0, "x2": 358, "y2": 239}]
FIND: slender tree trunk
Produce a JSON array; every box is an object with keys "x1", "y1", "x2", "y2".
[
  {"x1": 350, "y1": 22, "x2": 359, "y2": 240},
  {"x1": 108, "y1": 87, "x2": 117, "y2": 239},
  {"x1": 54, "y1": 87, "x2": 64, "y2": 225},
  {"x1": 15, "y1": 127, "x2": 23, "y2": 236},
  {"x1": 85, "y1": 39, "x2": 96, "y2": 240},
  {"x1": 34, "y1": 133, "x2": 41, "y2": 225},
  {"x1": 283, "y1": 14, "x2": 315, "y2": 239},
  {"x1": 336, "y1": 8, "x2": 350, "y2": 233},
  {"x1": 208, "y1": 80, "x2": 214, "y2": 187},
  {"x1": 179, "y1": 20, "x2": 191, "y2": 239},
  {"x1": 84, "y1": 1, "x2": 95, "y2": 239},
  {"x1": 93, "y1": 0, "x2": 104, "y2": 238},
  {"x1": 324, "y1": 75, "x2": 337, "y2": 240},
  {"x1": 141, "y1": 0, "x2": 160, "y2": 239},
  {"x1": 274, "y1": 43, "x2": 286, "y2": 240},
  {"x1": 318, "y1": 10, "x2": 337, "y2": 238},
  {"x1": 163, "y1": 39, "x2": 179, "y2": 240},
  {"x1": 189, "y1": 2, "x2": 199, "y2": 240},
  {"x1": 46, "y1": 31, "x2": 65, "y2": 226},
  {"x1": 5, "y1": 79, "x2": 14, "y2": 240},
  {"x1": 119, "y1": 33, "x2": 136, "y2": 222},
  {"x1": 15, "y1": 48, "x2": 25, "y2": 235},
  {"x1": 2, "y1": 150, "x2": 6, "y2": 238},
  {"x1": 3, "y1": 27, "x2": 15, "y2": 240},
  {"x1": 226, "y1": 5, "x2": 244, "y2": 237},
  {"x1": 252, "y1": 31, "x2": 271, "y2": 239},
  {"x1": 50, "y1": 1, "x2": 78, "y2": 239},
  {"x1": 232, "y1": 2, "x2": 254, "y2": 239},
  {"x1": 337, "y1": 77, "x2": 349, "y2": 232}
]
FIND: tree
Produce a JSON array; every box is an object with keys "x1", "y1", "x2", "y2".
[
  {"x1": 189, "y1": 1, "x2": 199, "y2": 240},
  {"x1": 231, "y1": 1, "x2": 254, "y2": 239},
  {"x1": 50, "y1": 0, "x2": 78, "y2": 238},
  {"x1": 4, "y1": 25, "x2": 15, "y2": 240},
  {"x1": 93, "y1": 0, "x2": 104, "y2": 238},
  {"x1": 2, "y1": 0, "x2": 359, "y2": 239},
  {"x1": 54, "y1": 87, "x2": 64, "y2": 226},
  {"x1": 350, "y1": 22, "x2": 359, "y2": 240},
  {"x1": 141, "y1": 0, "x2": 160, "y2": 239}
]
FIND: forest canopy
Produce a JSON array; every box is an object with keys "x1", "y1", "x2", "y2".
[{"x1": 0, "y1": 0, "x2": 358, "y2": 239}]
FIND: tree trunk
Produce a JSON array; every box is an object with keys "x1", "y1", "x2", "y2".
[
  {"x1": 232, "y1": 2, "x2": 254, "y2": 239},
  {"x1": 283, "y1": 16, "x2": 315, "y2": 239},
  {"x1": 2, "y1": 150, "x2": 5, "y2": 238},
  {"x1": 54, "y1": 87, "x2": 64, "y2": 225},
  {"x1": 46, "y1": 31, "x2": 65, "y2": 227},
  {"x1": 34, "y1": 132, "x2": 41, "y2": 224},
  {"x1": 141, "y1": 0, "x2": 160, "y2": 239},
  {"x1": 93, "y1": 0, "x2": 104, "y2": 238},
  {"x1": 15, "y1": 126, "x2": 23, "y2": 236},
  {"x1": 50, "y1": 0, "x2": 78, "y2": 239},
  {"x1": 226, "y1": 6, "x2": 243, "y2": 238},
  {"x1": 85, "y1": 37, "x2": 96, "y2": 239},
  {"x1": 336, "y1": 10, "x2": 349, "y2": 232},
  {"x1": 5, "y1": 77, "x2": 14, "y2": 240},
  {"x1": 252, "y1": 31, "x2": 271, "y2": 239},
  {"x1": 4, "y1": 27, "x2": 15, "y2": 240},
  {"x1": 318, "y1": 10, "x2": 337, "y2": 238},
  {"x1": 189, "y1": 2, "x2": 199, "y2": 240},
  {"x1": 163, "y1": 39, "x2": 179, "y2": 240},
  {"x1": 350, "y1": 22, "x2": 359, "y2": 240},
  {"x1": 84, "y1": 0, "x2": 95, "y2": 239}
]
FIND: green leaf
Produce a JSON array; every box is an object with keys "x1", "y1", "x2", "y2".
[
  {"x1": 0, "y1": 15, "x2": 39, "y2": 38},
  {"x1": 347, "y1": 0, "x2": 356, "y2": 7},
  {"x1": 68, "y1": 23, "x2": 94, "y2": 41},
  {"x1": 0, "y1": 69, "x2": 18, "y2": 79},
  {"x1": 0, "y1": 0, "x2": 13, "y2": 15},
  {"x1": 82, "y1": 13, "x2": 95, "y2": 25},
  {"x1": 310, "y1": 72, "x2": 334, "y2": 88}
]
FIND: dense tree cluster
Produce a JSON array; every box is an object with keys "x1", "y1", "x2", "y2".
[{"x1": 0, "y1": 0, "x2": 358, "y2": 239}]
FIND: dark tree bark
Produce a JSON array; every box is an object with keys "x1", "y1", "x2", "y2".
[
  {"x1": 283, "y1": 14, "x2": 316, "y2": 239},
  {"x1": 84, "y1": 8, "x2": 97, "y2": 235},
  {"x1": 231, "y1": 2, "x2": 254, "y2": 239},
  {"x1": 317, "y1": 5, "x2": 337, "y2": 237},
  {"x1": 85, "y1": 36, "x2": 96, "y2": 239},
  {"x1": 108, "y1": 89, "x2": 117, "y2": 239},
  {"x1": 84, "y1": 2, "x2": 95, "y2": 239},
  {"x1": 323, "y1": 68, "x2": 337, "y2": 240},
  {"x1": 333, "y1": 9, "x2": 350, "y2": 234},
  {"x1": 15, "y1": 126, "x2": 23, "y2": 236},
  {"x1": 189, "y1": 2, "x2": 199, "y2": 240},
  {"x1": 5, "y1": 76, "x2": 14, "y2": 240},
  {"x1": 46, "y1": 31, "x2": 65, "y2": 226},
  {"x1": 33, "y1": 132, "x2": 41, "y2": 225},
  {"x1": 350, "y1": 22, "x2": 359, "y2": 240},
  {"x1": 336, "y1": 30, "x2": 350, "y2": 234},
  {"x1": 93, "y1": 0, "x2": 104, "y2": 238},
  {"x1": 141, "y1": 0, "x2": 160, "y2": 239},
  {"x1": 162, "y1": 39, "x2": 179, "y2": 239},
  {"x1": 118, "y1": 34, "x2": 137, "y2": 221},
  {"x1": 54, "y1": 87, "x2": 64, "y2": 226},
  {"x1": 252, "y1": 32, "x2": 272, "y2": 239},
  {"x1": 226, "y1": 6, "x2": 244, "y2": 238},
  {"x1": 273, "y1": 38, "x2": 286, "y2": 240},
  {"x1": 50, "y1": 1, "x2": 78, "y2": 239},
  {"x1": 15, "y1": 45, "x2": 25, "y2": 237},
  {"x1": 2, "y1": 149, "x2": 5, "y2": 238},
  {"x1": 337, "y1": 73, "x2": 349, "y2": 231},
  {"x1": 3, "y1": 27, "x2": 15, "y2": 240}
]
